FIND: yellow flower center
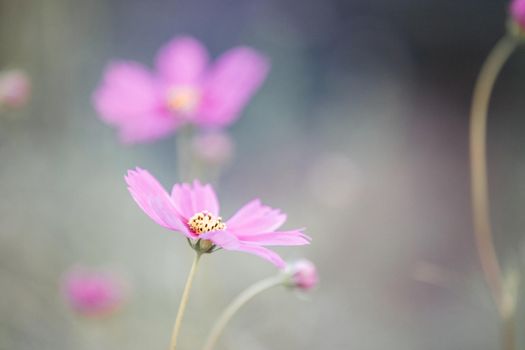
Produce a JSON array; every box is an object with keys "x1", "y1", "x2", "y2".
[
  {"x1": 166, "y1": 86, "x2": 200, "y2": 114},
  {"x1": 188, "y1": 211, "x2": 226, "y2": 234}
]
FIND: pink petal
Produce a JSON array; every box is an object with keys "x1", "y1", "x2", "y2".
[
  {"x1": 237, "y1": 230, "x2": 311, "y2": 246},
  {"x1": 231, "y1": 244, "x2": 285, "y2": 268},
  {"x1": 202, "y1": 230, "x2": 285, "y2": 268},
  {"x1": 155, "y1": 36, "x2": 209, "y2": 85},
  {"x1": 93, "y1": 61, "x2": 159, "y2": 124},
  {"x1": 118, "y1": 111, "x2": 183, "y2": 144},
  {"x1": 511, "y1": 0, "x2": 525, "y2": 29},
  {"x1": 226, "y1": 199, "x2": 286, "y2": 236},
  {"x1": 197, "y1": 47, "x2": 270, "y2": 127},
  {"x1": 150, "y1": 196, "x2": 194, "y2": 238},
  {"x1": 171, "y1": 180, "x2": 219, "y2": 218},
  {"x1": 125, "y1": 168, "x2": 192, "y2": 237},
  {"x1": 93, "y1": 61, "x2": 181, "y2": 144}
]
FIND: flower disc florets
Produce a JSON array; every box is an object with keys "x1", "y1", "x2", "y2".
[
  {"x1": 166, "y1": 86, "x2": 200, "y2": 114},
  {"x1": 188, "y1": 211, "x2": 226, "y2": 234}
]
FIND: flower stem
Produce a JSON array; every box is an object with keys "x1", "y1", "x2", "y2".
[
  {"x1": 175, "y1": 125, "x2": 193, "y2": 182},
  {"x1": 469, "y1": 35, "x2": 517, "y2": 317},
  {"x1": 470, "y1": 35, "x2": 522, "y2": 350},
  {"x1": 169, "y1": 252, "x2": 202, "y2": 350},
  {"x1": 202, "y1": 274, "x2": 285, "y2": 350}
]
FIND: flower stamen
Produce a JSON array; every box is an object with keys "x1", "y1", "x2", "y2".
[
  {"x1": 166, "y1": 86, "x2": 199, "y2": 114},
  {"x1": 188, "y1": 211, "x2": 226, "y2": 234}
]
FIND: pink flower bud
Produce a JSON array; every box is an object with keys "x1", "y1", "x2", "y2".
[
  {"x1": 0, "y1": 69, "x2": 30, "y2": 109},
  {"x1": 191, "y1": 131, "x2": 234, "y2": 165},
  {"x1": 287, "y1": 259, "x2": 319, "y2": 291},
  {"x1": 62, "y1": 267, "x2": 125, "y2": 317},
  {"x1": 511, "y1": 0, "x2": 525, "y2": 30}
]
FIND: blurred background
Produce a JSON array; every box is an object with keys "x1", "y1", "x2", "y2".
[{"x1": 1, "y1": 0, "x2": 525, "y2": 349}]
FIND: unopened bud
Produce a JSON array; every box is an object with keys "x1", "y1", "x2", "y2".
[{"x1": 285, "y1": 259, "x2": 319, "y2": 291}]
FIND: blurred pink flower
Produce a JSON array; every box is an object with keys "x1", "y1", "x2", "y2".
[
  {"x1": 93, "y1": 36, "x2": 270, "y2": 144},
  {"x1": 0, "y1": 69, "x2": 30, "y2": 109},
  {"x1": 287, "y1": 259, "x2": 318, "y2": 291},
  {"x1": 125, "y1": 168, "x2": 310, "y2": 267},
  {"x1": 191, "y1": 130, "x2": 235, "y2": 165},
  {"x1": 62, "y1": 268, "x2": 125, "y2": 317},
  {"x1": 511, "y1": 0, "x2": 525, "y2": 29}
]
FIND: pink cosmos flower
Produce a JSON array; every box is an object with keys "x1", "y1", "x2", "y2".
[
  {"x1": 287, "y1": 259, "x2": 319, "y2": 291},
  {"x1": 62, "y1": 267, "x2": 125, "y2": 317},
  {"x1": 125, "y1": 168, "x2": 310, "y2": 267},
  {"x1": 511, "y1": 0, "x2": 525, "y2": 30},
  {"x1": 93, "y1": 36, "x2": 270, "y2": 144},
  {"x1": 0, "y1": 69, "x2": 30, "y2": 109}
]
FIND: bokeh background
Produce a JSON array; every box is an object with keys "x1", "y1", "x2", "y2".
[{"x1": 1, "y1": 0, "x2": 525, "y2": 349}]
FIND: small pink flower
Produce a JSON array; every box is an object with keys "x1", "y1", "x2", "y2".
[
  {"x1": 62, "y1": 267, "x2": 125, "y2": 317},
  {"x1": 287, "y1": 259, "x2": 318, "y2": 291},
  {"x1": 93, "y1": 36, "x2": 270, "y2": 144},
  {"x1": 0, "y1": 69, "x2": 30, "y2": 109},
  {"x1": 125, "y1": 168, "x2": 310, "y2": 267},
  {"x1": 191, "y1": 130, "x2": 235, "y2": 165},
  {"x1": 511, "y1": 0, "x2": 525, "y2": 29}
]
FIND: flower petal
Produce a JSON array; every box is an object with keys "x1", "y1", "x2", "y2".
[
  {"x1": 231, "y1": 244, "x2": 285, "y2": 268},
  {"x1": 237, "y1": 230, "x2": 311, "y2": 246},
  {"x1": 117, "y1": 111, "x2": 182, "y2": 144},
  {"x1": 155, "y1": 36, "x2": 209, "y2": 85},
  {"x1": 150, "y1": 196, "x2": 194, "y2": 238},
  {"x1": 203, "y1": 230, "x2": 285, "y2": 268},
  {"x1": 171, "y1": 180, "x2": 219, "y2": 218},
  {"x1": 226, "y1": 199, "x2": 286, "y2": 236},
  {"x1": 93, "y1": 61, "x2": 159, "y2": 124},
  {"x1": 125, "y1": 168, "x2": 192, "y2": 237},
  {"x1": 197, "y1": 47, "x2": 270, "y2": 126},
  {"x1": 231, "y1": 244, "x2": 286, "y2": 268},
  {"x1": 93, "y1": 61, "x2": 181, "y2": 144}
]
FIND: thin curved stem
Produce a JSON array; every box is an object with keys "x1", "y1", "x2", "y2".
[
  {"x1": 202, "y1": 275, "x2": 285, "y2": 350},
  {"x1": 169, "y1": 252, "x2": 202, "y2": 350},
  {"x1": 469, "y1": 35, "x2": 517, "y2": 317}
]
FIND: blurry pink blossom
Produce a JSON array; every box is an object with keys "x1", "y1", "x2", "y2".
[
  {"x1": 0, "y1": 69, "x2": 30, "y2": 109},
  {"x1": 287, "y1": 259, "x2": 318, "y2": 291},
  {"x1": 191, "y1": 130, "x2": 235, "y2": 165},
  {"x1": 511, "y1": 0, "x2": 525, "y2": 29},
  {"x1": 62, "y1": 267, "x2": 125, "y2": 317},
  {"x1": 93, "y1": 36, "x2": 270, "y2": 144},
  {"x1": 125, "y1": 168, "x2": 310, "y2": 267}
]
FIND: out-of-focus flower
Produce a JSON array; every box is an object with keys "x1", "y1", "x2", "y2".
[
  {"x1": 0, "y1": 69, "x2": 31, "y2": 109},
  {"x1": 191, "y1": 130, "x2": 235, "y2": 165},
  {"x1": 62, "y1": 267, "x2": 125, "y2": 317},
  {"x1": 511, "y1": 0, "x2": 525, "y2": 30},
  {"x1": 285, "y1": 259, "x2": 319, "y2": 291},
  {"x1": 93, "y1": 36, "x2": 270, "y2": 144},
  {"x1": 125, "y1": 168, "x2": 310, "y2": 267}
]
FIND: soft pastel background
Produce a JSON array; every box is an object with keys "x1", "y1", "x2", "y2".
[{"x1": 1, "y1": 0, "x2": 525, "y2": 349}]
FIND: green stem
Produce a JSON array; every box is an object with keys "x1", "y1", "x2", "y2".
[
  {"x1": 469, "y1": 35, "x2": 517, "y2": 316},
  {"x1": 175, "y1": 125, "x2": 194, "y2": 182},
  {"x1": 469, "y1": 35, "x2": 518, "y2": 349},
  {"x1": 202, "y1": 275, "x2": 285, "y2": 350},
  {"x1": 169, "y1": 252, "x2": 202, "y2": 350}
]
